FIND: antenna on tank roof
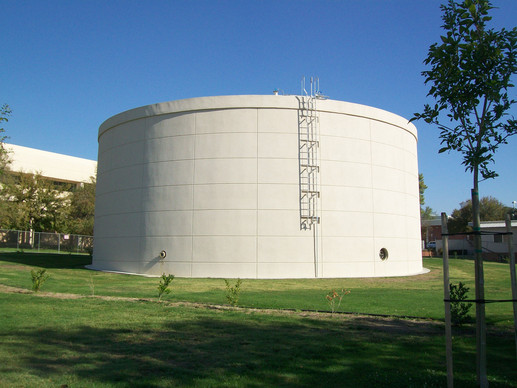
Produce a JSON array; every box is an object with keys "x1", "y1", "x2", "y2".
[{"x1": 301, "y1": 76, "x2": 328, "y2": 99}]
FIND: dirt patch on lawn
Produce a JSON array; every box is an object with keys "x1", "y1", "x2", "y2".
[
  {"x1": 3, "y1": 285, "x2": 439, "y2": 335},
  {"x1": 0, "y1": 284, "x2": 33, "y2": 294},
  {"x1": 0, "y1": 283, "x2": 508, "y2": 337},
  {"x1": 0, "y1": 263, "x2": 29, "y2": 271}
]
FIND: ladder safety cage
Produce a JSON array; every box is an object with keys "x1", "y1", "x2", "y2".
[{"x1": 298, "y1": 77, "x2": 321, "y2": 230}]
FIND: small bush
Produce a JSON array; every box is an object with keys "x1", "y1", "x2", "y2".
[
  {"x1": 31, "y1": 269, "x2": 49, "y2": 292},
  {"x1": 157, "y1": 273, "x2": 175, "y2": 301},
  {"x1": 449, "y1": 282, "x2": 472, "y2": 326},
  {"x1": 326, "y1": 288, "x2": 350, "y2": 313},
  {"x1": 88, "y1": 274, "x2": 95, "y2": 296},
  {"x1": 224, "y1": 278, "x2": 243, "y2": 306}
]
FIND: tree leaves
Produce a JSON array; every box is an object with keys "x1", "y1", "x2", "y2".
[
  {"x1": 448, "y1": 196, "x2": 511, "y2": 233},
  {"x1": 412, "y1": 0, "x2": 517, "y2": 186},
  {"x1": 0, "y1": 172, "x2": 70, "y2": 232}
]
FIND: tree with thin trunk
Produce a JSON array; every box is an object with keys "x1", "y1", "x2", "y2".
[
  {"x1": 411, "y1": 1, "x2": 517, "y2": 385},
  {"x1": 0, "y1": 104, "x2": 11, "y2": 174}
]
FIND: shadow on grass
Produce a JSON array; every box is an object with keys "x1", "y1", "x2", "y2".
[
  {"x1": 1, "y1": 318, "x2": 443, "y2": 387},
  {"x1": 0, "y1": 252, "x2": 91, "y2": 269},
  {"x1": 1, "y1": 290, "x2": 516, "y2": 388},
  {"x1": 11, "y1": 310, "x2": 517, "y2": 387}
]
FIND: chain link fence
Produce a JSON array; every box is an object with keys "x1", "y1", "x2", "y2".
[{"x1": 0, "y1": 229, "x2": 93, "y2": 254}]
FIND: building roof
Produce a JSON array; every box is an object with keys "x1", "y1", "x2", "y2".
[
  {"x1": 421, "y1": 217, "x2": 442, "y2": 227},
  {"x1": 479, "y1": 220, "x2": 517, "y2": 229},
  {"x1": 5, "y1": 143, "x2": 97, "y2": 184}
]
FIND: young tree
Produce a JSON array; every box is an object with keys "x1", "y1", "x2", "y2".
[{"x1": 412, "y1": 1, "x2": 517, "y2": 384}]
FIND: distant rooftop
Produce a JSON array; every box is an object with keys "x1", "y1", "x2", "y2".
[
  {"x1": 5, "y1": 143, "x2": 97, "y2": 184},
  {"x1": 479, "y1": 220, "x2": 517, "y2": 229}
]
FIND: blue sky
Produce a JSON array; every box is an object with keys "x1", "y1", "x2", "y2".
[{"x1": 2, "y1": 0, "x2": 516, "y2": 215}]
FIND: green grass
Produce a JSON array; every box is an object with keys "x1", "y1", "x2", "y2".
[
  {"x1": 0, "y1": 247, "x2": 90, "y2": 255},
  {"x1": 0, "y1": 252, "x2": 516, "y2": 387},
  {"x1": 0, "y1": 252, "x2": 514, "y2": 324}
]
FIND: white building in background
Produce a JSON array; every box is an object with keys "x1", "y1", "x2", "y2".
[
  {"x1": 5, "y1": 143, "x2": 97, "y2": 187},
  {"x1": 92, "y1": 95, "x2": 423, "y2": 279}
]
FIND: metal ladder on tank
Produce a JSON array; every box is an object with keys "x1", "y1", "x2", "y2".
[{"x1": 298, "y1": 77, "x2": 320, "y2": 231}]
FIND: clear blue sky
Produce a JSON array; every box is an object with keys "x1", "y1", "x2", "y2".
[{"x1": 2, "y1": 0, "x2": 516, "y2": 215}]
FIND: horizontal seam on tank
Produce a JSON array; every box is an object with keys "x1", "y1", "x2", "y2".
[
  {"x1": 150, "y1": 131, "x2": 301, "y2": 137},
  {"x1": 185, "y1": 261, "x2": 316, "y2": 264},
  {"x1": 319, "y1": 158, "x2": 416, "y2": 173},
  {"x1": 369, "y1": 139, "x2": 416, "y2": 151},
  {"x1": 321, "y1": 133, "x2": 415, "y2": 148},
  {"x1": 104, "y1": 234, "x2": 193, "y2": 238},
  {"x1": 369, "y1": 163, "x2": 418, "y2": 174},
  {"x1": 96, "y1": 186, "x2": 419, "y2": 196},
  {"x1": 321, "y1": 183, "x2": 409, "y2": 190},
  {"x1": 99, "y1": 107, "x2": 297, "y2": 135},
  {"x1": 192, "y1": 183, "x2": 300, "y2": 186},
  {"x1": 99, "y1": 106, "x2": 415, "y2": 136},
  {"x1": 94, "y1": 213, "x2": 142, "y2": 219},
  {"x1": 317, "y1": 111, "x2": 418, "y2": 141},
  {"x1": 319, "y1": 210, "x2": 418, "y2": 216},
  {"x1": 95, "y1": 210, "x2": 421, "y2": 217},
  {"x1": 96, "y1": 182, "x2": 304, "y2": 195},
  {"x1": 98, "y1": 138, "x2": 146, "y2": 152},
  {"x1": 319, "y1": 158, "x2": 372, "y2": 165},
  {"x1": 99, "y1": 157, "x2": 304, "y2": 172},
  {"x1": 160, "y1": 235, "x2": 258, "y2": 238},
  {"x1": 99, "y1": 131, "x2": 323, "y2": 150},
  {"x1": 93, "y1": 235, "x2": 421, "y2": 239},
  {"x1": 322, "y1": 189, "x2": 420, "y2": 199},
  {"x1": 136, "y1": 209, "x2": 297, "y2": 212},
  {"x1": 99, "y1": 127, "x2": 300, "y2": 144}
]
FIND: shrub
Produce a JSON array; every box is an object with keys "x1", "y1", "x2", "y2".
[
  {"x1": 157, "y1": 273, "x2": 175, "y2": 301},
  {"x1": 31, "y1": 269, "x2": 49, "y2": 292},
  {"x1": 88, "y1": 274, "x2": 95, "y2": 296},
  {"x1": 326, "y1": 288, "x2": 350, "y2": 313},
  {"x1": 224, "y1": 278, "x2": 243, "y2": 306},
  {"x1": 449, "y1": 282, "x2": 472, "y2": 326}
]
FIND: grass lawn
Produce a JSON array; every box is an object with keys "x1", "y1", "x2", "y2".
[{"x1": 0, "y1": 252, "x2": 516, "y2": 387}]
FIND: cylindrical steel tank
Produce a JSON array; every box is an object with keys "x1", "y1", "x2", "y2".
[{"x1": 92, "y1": 95, "x2": 422, "y2": 278}]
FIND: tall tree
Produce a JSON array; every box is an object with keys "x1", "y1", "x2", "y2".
[
  {"x1": 0, "y1": 104, "x2": 11, "y2": 174},
  {"x1": 448, "y1": 196, "x2": 511, "y2": 233},
  {"x1": 67, "y1": 176, "x2": 96, "y2": 235},
  {"x1": 412, "y1": 1, "x2": 517, "y2": 385},
  {"x1": 0, "y1": 172, "x2": 70, "y2": 232},
  {"x1": 419, "y1": 173, "x2": 435, "y2": 220},
  {"x1": 418, "y1": 173, "x2": 427, "y2": 206}
]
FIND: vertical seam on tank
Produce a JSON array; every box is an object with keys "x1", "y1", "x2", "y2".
[
  {"x1": 256, "y1": 108, "x2": 259, "y2": 279},
  {"x1": 138, "y1": 117, "x2": 147, "y2": 273},
  {"x1": 191, "y1": 113, "x2": 197, "y2": 277},
  {"x1": 318, "y1": 109, "x2": 323, "y2": 277},
  {"x1": 369, "y1": 119, "x2": 375, "y2": 275}
]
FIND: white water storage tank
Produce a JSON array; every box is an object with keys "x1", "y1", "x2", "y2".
[{"x1": 92, "y1": 95, "x2": 423, "y2": 278}]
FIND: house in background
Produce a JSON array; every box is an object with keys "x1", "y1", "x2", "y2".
[
  {"x1": 422, "y1": 216, "x2": 516, "y2": 261},
  {"x1": 474, "y1": 220, "x2": 517, "y2": 261}
]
